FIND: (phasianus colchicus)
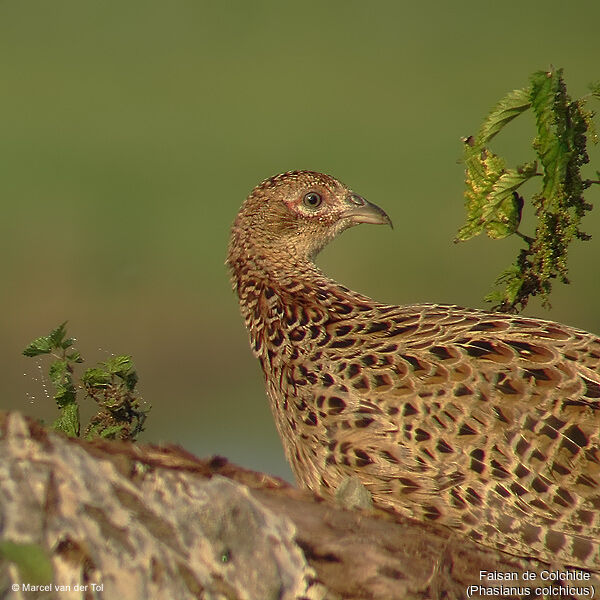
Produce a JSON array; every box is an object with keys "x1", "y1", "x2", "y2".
[{"x1": 226, "y1": 170, "x2": 600, "y2": 570}]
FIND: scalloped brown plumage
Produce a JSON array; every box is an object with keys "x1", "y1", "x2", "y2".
[{"x1": 227, "y1": 170, "x2": 600, "y2": 570}]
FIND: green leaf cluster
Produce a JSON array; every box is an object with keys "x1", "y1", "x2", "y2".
[
  {"x1": 22, "y1": 322, "x2": 75, "y2": 357},
  {"x1": 457, "y1": 88, "x2": 535, "y2": 242},
  {"x1": 82, "y1": 354, "x2": 147, "y2": 440},
  {"x1": 456, "y1": 68, "x2": 598, "y2": 312},
  {"x1": 22, "y1": 322, "x2": 80, "y2": 436},
  {"x1": 22, "y1": 323, "x2": 149, "y2": 440}
]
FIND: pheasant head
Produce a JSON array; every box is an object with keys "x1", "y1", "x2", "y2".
[{"x1": 227, "y1": 171, "x2": 391, "y2": 270}]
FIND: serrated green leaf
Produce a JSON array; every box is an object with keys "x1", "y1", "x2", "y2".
[
  {"x1": 23, "y1": 322, "x2": 69, "y2": 356},
  {"x1": 482, "y1": 163, "x2": 538, "y2": 239},
  {"x1": 52, "y1": 402, "x2": 80, "y2": 437},
  {"x1": 22, "y1": 336, "x2": 53, "y2": 357},
  {"x1": 0, "y1": 541, "x2": 53, "y2": 585},
  {"x1": 496, "y1": 263, "x2": 525, "y2": 305},
  {"x1": 530, "y1": 69, "x2": 569, "y2": 203},
  {"x1": 82, "y1": 367, "x2": 110, "y2": 387},
  {"x1": 457, "y1": 147, "x2": 507, "y2": 241},
  {"x1": 104, "y1": 355, "x2": 133, "y2": 375},
  {"x1": 54, "y1": 383, "x2": 76, "y2": 407},
  {"x1": 48, "y1": 359, "x2": 68, "y2": 386},
  {"x1": 476, "y1": 87, "x2": 531, "y2": 145},
  {"x1": 47, "y1": 322, "x2": 68, "y2": 347},
  {"x1": 459, "y1": 84, "x2": 537, "y2": 245},
  {"x1": 66, "y1": 350, "x2": 83, "y2": 363},
  {"x1": 484, "y1": 264, "x2": 525, "y2": 308},
  {"x1": 464, "y1": 143, "x2": 507, "y2": 187},
  {"x1": 455, "y1": 221, "x2": 481, "y2": 242},
  {"x1": 505, "y1": 275, "x2": 524, "y2": 304},
  {"x1": 61, "y1": 337, "x2": 75, "y2": 350}
]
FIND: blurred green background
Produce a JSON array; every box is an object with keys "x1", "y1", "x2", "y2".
[{"x1": 2, "y1": 1, "x2": 600, "y2": 481}]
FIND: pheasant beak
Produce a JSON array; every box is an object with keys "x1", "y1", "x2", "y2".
[{"x1": 342, "y1": 194, "x2": 393, "y2": 228}]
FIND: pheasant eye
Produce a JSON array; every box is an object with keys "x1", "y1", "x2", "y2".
[{"x1": 303, "y1": 192, "x2": 322, "y2": 209}]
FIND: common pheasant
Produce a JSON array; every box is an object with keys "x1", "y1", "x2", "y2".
[{"x1": 226, "y1": 170, "x2": 600, "y2": 570}]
